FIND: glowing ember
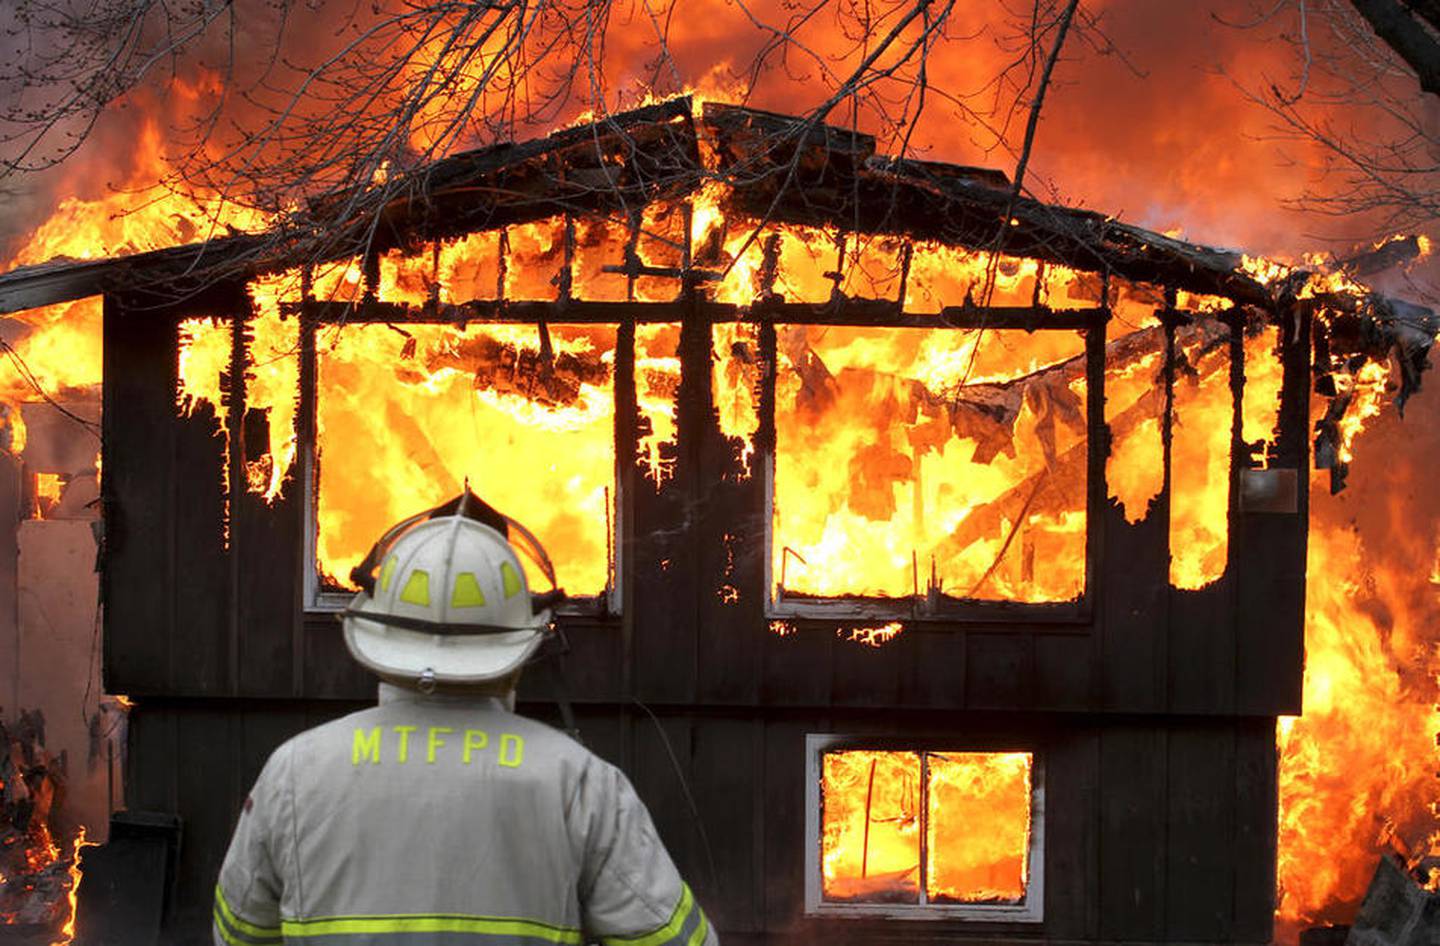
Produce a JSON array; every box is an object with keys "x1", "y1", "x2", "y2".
[
  {"x1": 820, "y1": 749, "x2": 1032, "y2": 905},
  {"x1": 839, "y1": 623, "x2": 904, "y2": 647}
]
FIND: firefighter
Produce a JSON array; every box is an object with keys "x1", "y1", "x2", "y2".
[{"x1": 213, "y1": 491, "x2": 717, "y2": 946}]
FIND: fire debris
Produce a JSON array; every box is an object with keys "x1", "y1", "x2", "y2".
[
  {"x1": 1344, "y1": 852, "x2": 1440, "y2": 946},
  {"x1": 0, "y1": 710, "x2": 80, "y2": 940}
]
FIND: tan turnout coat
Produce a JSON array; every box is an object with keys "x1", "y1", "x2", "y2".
[{"x1": 214, "y1": 685, "x2": 716, "y2": 946}]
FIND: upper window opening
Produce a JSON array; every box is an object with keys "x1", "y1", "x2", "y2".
[
  {"x1": 315, "y1": 321, "x2": 618, "y2": 598},
  {"x1": 772, "y1": 325, "x2": 1087, "y2": 606}
]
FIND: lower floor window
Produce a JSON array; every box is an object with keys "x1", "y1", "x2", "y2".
[{"x1": 805, "y1": 736, "x2": 1044, "y2": 920}]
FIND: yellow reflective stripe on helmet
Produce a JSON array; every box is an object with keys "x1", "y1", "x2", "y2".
[
  {"x1": 379, "y1": 556, "x2": 398, "y2": 592},
  {"x1": 214, "y1": 884, "x2": 282, "y2": 944},
  {"x1": 601, "y1": 885, "x2": 696, "y2": 946},
  {"x1": 452, "y1": 571, "x2": 488, "y2": 608},
  {"x1": 400, "y1": 569, "x2": 431, "y2": 606},
  {"x1": 500, "y1": 561, "x2": 523, "y2": 599},
  {"x1": 281, "y1": 913, "x2": 582, "y2": 943}
]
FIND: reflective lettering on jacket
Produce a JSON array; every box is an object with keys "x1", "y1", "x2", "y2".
[{"x1": 214, "y1": 686, "x2": 716, "y2": 946}]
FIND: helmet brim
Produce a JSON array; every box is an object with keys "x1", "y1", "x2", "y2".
[{"x1": 343, "y1": 612, "x2": 548, "y2": 684}]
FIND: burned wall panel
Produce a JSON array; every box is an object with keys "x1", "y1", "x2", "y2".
[
  {"x1": 1234, "y1": 308, "x2": 1309, "y2": 717},
  {"x1": 234, "y1": 303, "x2": 305, "y2": 697},
  {"x1": 169, "y1": 391, "x2": 232, "y2": 696},
  {"x1": 1164, "y1": 723, "x2": 1237, "y2": 941},
  {"x1": 1098, "y1": 725, "x2": 1167, "y2": 940},
  {"x1": 102, "y1": 296, "x2": 178, "y2": 694}
]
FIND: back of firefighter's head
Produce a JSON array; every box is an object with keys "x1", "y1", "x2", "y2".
[{"x1": 340, "y1": 491, "x2": 562, "y2": 693}]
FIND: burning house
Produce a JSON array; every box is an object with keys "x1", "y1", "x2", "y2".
[{"x1": 0, "y1": 96, "x2": 1433, "y2": 943}]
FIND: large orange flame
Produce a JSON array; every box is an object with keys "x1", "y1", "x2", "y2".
[{"x1": 1, "y1": 80, "x2": 1438, "y2": 946}]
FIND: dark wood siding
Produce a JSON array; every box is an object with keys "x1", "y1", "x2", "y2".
[
  {"x1": 103, "y1": 290, "x2": 1299, "y2": 946},
  {"x1": 104, "y1": 296, "x2": 1309, "y2": 717},
  {"x1": 129, "y1": 703, "x2": 1276, "y2": 946}
]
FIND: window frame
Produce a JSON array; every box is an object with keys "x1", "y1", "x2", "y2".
[
  {"x1": 764, "y1": 314, "x2": 1103, "y2": 624},
  {"x1": 803, "y1": 733, "x2": 1046, "y2": 922}
]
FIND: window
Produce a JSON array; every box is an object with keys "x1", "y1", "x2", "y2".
[
  {"x1": 770, "y1": 325, "x2": 1089, "y2": 614},
  {"x1": 804, "y1": 735, "x2": 1044, "y2": 921}
]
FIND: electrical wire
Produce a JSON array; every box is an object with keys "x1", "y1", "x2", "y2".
[{"x1": 632, "y1": 698, "x2": 722, "y2": 900}]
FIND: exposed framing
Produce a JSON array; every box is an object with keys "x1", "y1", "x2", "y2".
[{"x1": 803, "y1": 733, "x2": 1046, "y2": 922}]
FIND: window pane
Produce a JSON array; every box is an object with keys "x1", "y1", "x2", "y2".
[
  {"x1": 774, "y1": 325, "x2": 1087, "y2": 602},
  {"x1": 925, "y1": 752, "x2": 1032, "y2": 903},
  {"x1": 316, "y1": 322, "x2": 617, "y2": 595},
  {"x1": 820, "y1": 750, "x2": 921, "y2": 903}
]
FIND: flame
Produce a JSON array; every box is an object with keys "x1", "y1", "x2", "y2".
[
  {"x1": 1169, "y1": 336, "x2": 1232, "y2": 589},
  {"x1": 636, "y1": 324, "x2": 681, "y2": 486},
  {"x1": 0, "y1": 65, "x2": 1436, "y2": 943},
  {"x1": 773, "y1": 325, "x2": 1087, "y2": 602},
  {"x1": 53, "y1": 826, "x2": 91, "y2": 945},
  {"x1": 33, "y1": 473, "x2": 63, "y2": 518},
  {"x1": 926, "y1": 753, "x2": 1032, "y2": 903},
  {"x1": 1242, "y1": 325, "x2": 1285, "y2": 464},
  {"x1": 712, "y1": 322, "x2": 760, "y2": 474},
  {"x1": 821, "y1": 750, "x2": 921, "y2": 901},
  {"x1": 1334, "y1": 361, "x2": 1391, "y2": 466},
  {"x1": 315, "y1": 320, "x2": 617, "y2": 594},
  {"x1": 839, "y1": 622, "x2": 903, "y2": 647},
  {"x1": 1275, "y1": 495, "x2": 1440, "y2": 934},
  {"x1": 820, "y1": 750, "x2": 1032, "y2": 904}
]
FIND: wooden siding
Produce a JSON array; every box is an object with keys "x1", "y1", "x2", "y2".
[
  {"x1": 127, "y1": 702, "x2": 1278, "y2": 946},
  {"x1": 103, "y1": 294, "x2": 1310, "y2": 716}
]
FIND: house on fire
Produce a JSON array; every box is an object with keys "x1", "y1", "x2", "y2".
[{"x1": 0, "y1": 95, "x2": 1432, "y2": 944}]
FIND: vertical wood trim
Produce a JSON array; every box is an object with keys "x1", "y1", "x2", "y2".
[
  {"x1": 1084, "y1": 310, "x2": 1106, "y2": 707},
  {"x1": 228, "y1": 302, "x2": 246, "y2": 696},
  {"x1": 102, "y1": 294, "x2": 177, "y2": 694},
  {"x1": 295, "y1": 314, "x2": 317, "y2": 696},
  {"x1": 1158, "y1": 303, "x2": 1176, "y2": 707},
  {"x1": 1232, "y1": 717, "x2": 1279, "y2": 941}
]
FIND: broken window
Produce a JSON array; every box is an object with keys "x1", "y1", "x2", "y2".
[
  {"x1": 314, "y1": 321, "x2": 620, "y2": 600},
  {"x1": 806, "y1": 736, "x2": 1043, "y2": 920},
  {"x1": 771, "y1": 326, "x2": 1088, "y2": 608}
]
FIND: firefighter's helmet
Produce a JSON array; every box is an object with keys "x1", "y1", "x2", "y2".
[{"x1": 341, "y1": 491, "x2": 565, "y2": 686}]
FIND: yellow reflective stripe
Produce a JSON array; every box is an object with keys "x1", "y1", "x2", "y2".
[
  {"x1": 214, "y1": 884, "x2": 282, "y2": 942},
  {"x1": 684, "y1": 907, "x2": 709, "y2": 946},
  {"x1": 500, "y1": 561, "x2": 523, "y2": 599},
  {"x1": 281, "y1": 914, "x2": 582, "y2": 943},
  {"x1": 214, "y1": 916, "x2": 248, "y2": 946},
  {"x1": 602, "y1": 885, "x2": 696, "y2": 946},
  {"x1": 400, "y1": 569, "x2": 431, "y2": 606},
  {"x1": 452, "y1": 571, "x2": 488, "y2": 607}
]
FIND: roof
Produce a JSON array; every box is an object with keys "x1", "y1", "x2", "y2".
[
  {"x1": 0, "y1": 97, "x2": 1431, "y2": 416},
  {"x1": 0, "y1": 96, "x2": 1305, "y2": 313}
]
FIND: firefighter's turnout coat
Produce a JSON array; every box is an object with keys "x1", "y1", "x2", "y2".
[{"x1": 214, "y1": 685, "x2": 717, "y2": 946}]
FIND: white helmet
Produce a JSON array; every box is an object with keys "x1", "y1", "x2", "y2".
[{"x1": 341, "y1": 491, "x2": 565, "y2": 686}]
